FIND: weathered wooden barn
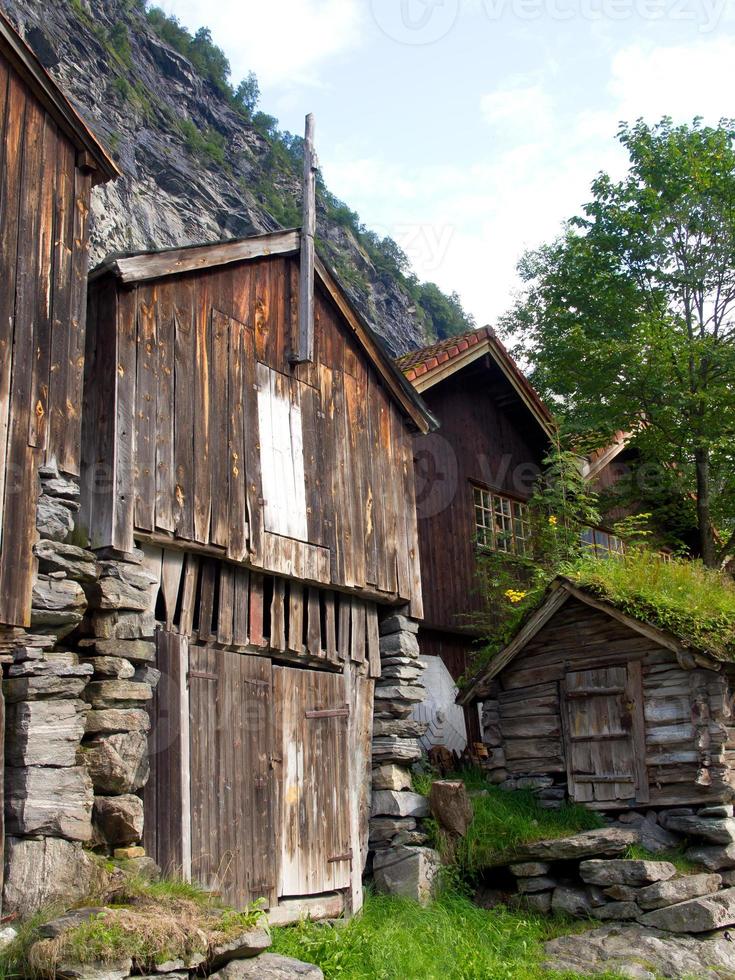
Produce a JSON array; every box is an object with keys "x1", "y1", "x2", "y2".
[
  {"x1": 81, "y1": 231, "x2": 434, "y2": 918},
  {"x1": 0, "y1": 9, "x2": 117, "y2": 628},
  {"x1": 459, "y1": 577, "x2": 735, "y2": 809},
  {"x1": 396, "y1": 327, "x2": 555, "y2": 747}
]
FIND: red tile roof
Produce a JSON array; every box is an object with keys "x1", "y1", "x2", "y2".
[{"x1": 396, "y1": 326, "x2": 555, "y2": 431}]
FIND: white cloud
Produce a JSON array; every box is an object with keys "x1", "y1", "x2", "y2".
[
  {"x1": 480, "y1": 77, "x2": 554, "y2": 132},
  {"x1": 155, "y1": 0, "x2": 364, "y2": 87}
]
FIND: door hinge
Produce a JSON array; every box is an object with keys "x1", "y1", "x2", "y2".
[
  {"x1": 328, "y1": 849, "x2": 353, "y2": 864},
  {"x1": 189, "y1": 670, "x2": 218, "y2": 681},
  {"x1": 305, "y1": 705, "x2": 349, "y2": 719}
]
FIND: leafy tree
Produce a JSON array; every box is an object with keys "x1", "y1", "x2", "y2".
[
  {"x1": 235, "y1": 72, "x2": 260, "y2": 116},
  {"x1": 502, "y1": 118, "x2": 735, "y2": 567}
]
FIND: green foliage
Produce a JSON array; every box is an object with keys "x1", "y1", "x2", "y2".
[
  {"x1": 502, "y1": 117, "x2": 735, "y2": 565},
  {"x1": 624, "y1": 843, "x2": 701, "y2": 876},
  {"x1": 178, "y1": 118, "x2": 227, "y2": 167},
  {"x1": 111, "y1": 75, "x2": 131, "y2": 101},
  {"x1": 271, "y1": 890, "x2": 592, "y2": 980},
  {"x1": 415, "y1": 282, "x2": 476, "y2": 341},
  {"x1": 108, "y1": 21, "x2": 133, "y2": 67},
  {"x1": 564, "y1": 547, "x2": 735, "y2": 659}
]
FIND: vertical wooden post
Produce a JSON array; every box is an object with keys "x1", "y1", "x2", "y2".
[{"x1": 293, "y1": 113, "x2": 316, "y2": 364}]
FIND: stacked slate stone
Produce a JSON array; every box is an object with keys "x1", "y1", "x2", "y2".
[
  {"x1": 79, "y1": 547, "x2": 159, "y2": 861},
  {"x1": 370, "y1": 612, "x2": 440, "y2": 903},
  {"x1": 506, "y1": 808, "x2": 735, "y2": 933},
  {"x1": 2, "y1": 465, "x2": 101, "y2": 917}
]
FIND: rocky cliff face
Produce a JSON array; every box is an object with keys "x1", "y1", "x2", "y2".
[{"x1": 2, "y1": 0, "x2": 431, "y2": 355}]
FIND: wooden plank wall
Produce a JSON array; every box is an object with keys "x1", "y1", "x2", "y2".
[
  {"x1": 486, "y1": 598, "x2": 734, "y2": 807},
  {"x1": 0, "y1": 52, "x2": 92, "y2": 626},
  {"x1": 414, "y1": 361, "x2": 549, "y2": 635},
  {"x1": 83, "y1": 256, "x2": 422, "y2": 616}
]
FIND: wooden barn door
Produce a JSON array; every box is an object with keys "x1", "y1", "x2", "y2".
[
  {"x1": 189, "y1": 647, "x2": 276, "y2": 908},
  {"x1": 562, "y1": 663, "x2": 649, "y2": 805},
  {"x1": 273, "y1": 666, "x2": 352, "y2": 897}
]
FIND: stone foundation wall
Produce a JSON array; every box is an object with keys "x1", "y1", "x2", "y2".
[{"x1": 370, "y1": 611, "x2": 440, "y2": 901}]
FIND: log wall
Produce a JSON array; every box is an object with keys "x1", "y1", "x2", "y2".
[
  {"x1": 82, "y1": 256, "x2": 422, "y2": 615},
  {"x1": 0, "y1": 48, "x2": 94, "y2": 627}
]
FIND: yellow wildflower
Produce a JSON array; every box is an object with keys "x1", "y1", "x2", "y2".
[
  {"x1": 548, "y1": 515, "x2": 558, "y2": 526},
  {"x1": 504, "y1": 589, "x2": 527, "y2": 604}
]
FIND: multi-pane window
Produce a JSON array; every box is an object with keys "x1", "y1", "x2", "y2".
[
  {"x1": 474, "y1": 485, "x2": 531, "y2": 556},
  {"x1": 581, "y1": 527, "x2": 625, "y2": 557}
]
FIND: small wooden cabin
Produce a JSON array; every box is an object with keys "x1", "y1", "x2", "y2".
[
  {"x1": 397, "y1": 327, "x2": 555, "y2": 746},
  {"x1": 0, "y1": 11, "x2": 117, "y2": 628},
  {"x1": 82, "y1": 232, "x2": 433, "y2": 917},
  {"x1": 459, "y1": 577, "x2": 735, "y2": 809}
]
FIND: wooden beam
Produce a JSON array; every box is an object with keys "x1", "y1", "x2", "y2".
[{"x1": 292, "y1": 113, "x2": 316, "y2": 364}]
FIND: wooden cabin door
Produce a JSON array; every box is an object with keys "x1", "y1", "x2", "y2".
[
  {"x1": 273, "y1": 665, "x2": 352, "y2": 897},
  {"x1": 562, "y1": 663, "x2": 648, "y2": 805}
]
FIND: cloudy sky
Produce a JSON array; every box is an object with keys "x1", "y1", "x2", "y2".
[{"x1": 158, "y1": 0, "x2": 735, "y2": 326}]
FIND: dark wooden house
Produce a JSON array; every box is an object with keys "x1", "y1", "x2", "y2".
[
  {"x1": 459, "y1": 577, "x2": 735, "y2": 809},
  {"x1": 82, "y1": 232, "x2": 433, "y2": 918},
  {"x1": 0, "y1": 11, "x2": 117, "y2": 628},
  {"x1": 396, "y1": 327, "x2": 555, "y2": 746}
]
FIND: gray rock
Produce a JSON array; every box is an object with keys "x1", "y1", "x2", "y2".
[
  {"x1": 0, "y1": 927, "x2": 17, "y2": 950},
  {"x1": 83, "y1": 639, "x2": 156, "y2": 663},
  {"x1": 39, "y1": 908, "x2": 110, "y2": 939},
  {"x1": 393, "y1": 830, "x2": 430, "y2": 846},
  {"x1": 592, "y1": 902, "x2": 639, "y2": 921},
  {"x1": 699, "y1": 804, "x2": 734, "y2": 818},
  {"x1": 150, "y1": 953, "x2": 205, "y2": 972},
  {"x1": 369, "y1": 816, "x2": 416, "y2": 844},
  {"x1": 615, "y1": 812, "x2": 682, "y2": 854},
  {"x1": 34, "y1": 540, "x2": 97, "y2": 583},
  {"x1": 209, "y1": 927, "x2": 272, "y2": 966},
  {"x1": 509, "y1": 861, "x2": 551, "y2": 877},
  {"x1": 5, "y1": 765, "x2": 93, "y2": 840},
  {"x1": 209, "y1": 954, "x2": 324, "y2": 979},
  {"x1": 637, "y1": 873, "x2": 722, "y2": 910},
  {"x1": 38, "y1": 466, "x2": 80, "y2": 499},
  {"x1": 605, "y1": 884, "x2": 641, "y2": 902},
  {"x1": 36, "y1": 494, "x2": 75, "y2": 541},
  {"x1": 3, "y1": 673, "x2": 88, "y2": 702},
  {"x1": 378, "y1": 632, "x2": 420, "y2": 657},
  {"x1": 499, "y1": 776, "x2": 554, "y2": 792},
  {"x1": 661, "y1": 813, "x2": 735, "y2": 844},
  {"x1": 517, "y1": 876, "x2": 556, "y2": 894},
  {"x1": 81, "y1": 657, "x2": 135, "y2": 679},
  {"x1": 429, "y1": 780, "x2": 473, "y2": 837},
  {"x1": 721, "y1": 869, "x2": 735, "y2": 886},
  {"x1": 32, "y1": 575, "x2": 86, "y2": 614},
  {"x1": 551, "y1": 885, "x2": 593, "y2": 917},
  {"x1": 3, "y1": 837, "x2": 100, "y2": 918},
  {"x1": 494, "y1": 827, "x2": 639, "y2": 866},
  {"x1": 580, "y1": 860, "x2": 676, "y2": 887},
  {"x1": 379, "y1": 665, "x2": 423, "y2": 681},
  {"x1": 372, "y1": 737, "x2": 422, "y2": 763},
  {"x1": 83, "y1": 731, "x2": 150, "y2": 793},
  {"x1": 639, "y1": 887, "x2": 735, "y2": 933},
  {"x1": 57, "y1": 959, "x2": 132, "y2": 980},
  {"x1": 85, "y1": 708, "x2": 151, "y2": 735},
  {"x1": 524, "y1": 891, "x2": 552, "y2": 913},
  {"x1": 373, "y1": 684, "x2": 424, "y2": 703},
  {"x1": 94, "y1": 794, "x2": 144, "y2": 845},
  {"x1": 544, "y1": 923, "x2": 735, "y2": 978},
  {"x1": 85, "y1": 680, "x2": 153, "y2": 708},
  {"x1": 134, "y1": 665, "x2": 161, "y2": 689},
  {"x1": 91, "y1": 611, "x2": 156, "y2": 640},
  {"x1": 97, "y1": 576, "x2": 152, "y2": 612},
  {"x1": 684, "y1": 842, "x2": 735, "y2": 870},
  {"x1": 373, "y1": 846, "x2": 440, "y2": 905},
  {"x1": 5, "y1": 699, "x2": 87, "y2": 767},
  {"x1": 379, "y1": 614, "x2": 419, "y2": 636},
  {"x1": 371, "y1": 790, "x2": 429, "y2": 819},
  {"x1": 372, "y1": 764, "x2": 412, "y2": 792}
]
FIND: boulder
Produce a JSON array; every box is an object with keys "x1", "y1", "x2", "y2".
[
  {"x1": 379, "y1": 614, "x2": 419, "y2": 636},
  {"x1": 369, "y1": 817, "x2": 416, "y2": 844},
  {"x1": 509, "y1": 861, "x2": 551, "y2": 877},
  {"x1": 3, "y1": 837, "x2": 102, "y2": 918},
  {"x1": 4, "y1": 674, "x2": 88, "y2": 702},
  {"x1": 32, "y1": 575, "x2": 86, "y2": 613},
  {"x1": 97, "y1": 577, "x2": 152, "y2": 612},
  {"x1": 494, "y1": 827, "x2": 639, "y2": 866},
  {"x1": 34, "y1": 540, "x2": 97, "y2": 583},
  {"x1": 85, "y1": 680, "x2": 153, "y2": 708},
  {"x1": 616, "y1": 812, "x2": 681, "y2": 854},
  {"x1": 81, "y1": 657, "x2": 135, "y2": 679},
  {"x1": 371, "y1": 790, "x2": 429, "y2": 819},
  {"x1": 209, "y1": 954, "x2": 324, "y2": 979},
  {"x1": 373, "y1": 846, "x2": 440, "y2": 905},
  {"x1": 544, "y1": 923, "x2": 735, "y2": 978},
  {"x1": 640, "y1": 887, "x2": 735, "y2": 932},
  {"x1": 524, "y1": 892, "x2": 552, "y2": 913},
  {"x1": 372, "y1": 737, "x2": 422, "y2": 764},
  {"x1": 372, "y1": 718, "x2": 427, "y2": 738},
  {"x1": 84, "y1": 639, "x2": 156, "y2": 663},
  {"x1": 5, "y1": 765, "x2": 93, "y2": 840},
  {"x1": 209, "y1": 927, "x2": 272, "y2": 966},
  {"x1": 636, "y1": 873, "x2": 722, "y2": 910},
  {"x1": 5, "y1": 699, "x2": 87, "y2": 767},
  {"x1": 684, "y1": 842, "x2": 735, "y2": 870},
  {"x1": 429, "y1": 780, "x2": 473, "y2": 837},
  {"x1": 36, "y1": 494, "x2": 75, "y2": 541},
  {"x1": 580, "y1": 860, "x2": 676, "y2": 887},
  {"x1": 378, "y1": 632, "x2": 420, "y2": 657},
  {"x1": 83, "y1": 732, "x2": 150, "y2": 793},
  {"x1": 94, "y1": 794, "x2": 144, "y2": 845},
  {"x1": 699, "y1": 804, "x2": 734, "y2": 819},
  {"x1": 56, "y1": 959, "x2": 132, "y2": 980},
  {"x1": 372, "y1": 764, "x2": 412, "y2": 792},
  {"x1": 551, "y1": 885, "x2": 593, "y2": 917},
  {"x1": 39, "y1": 908, "x2": 110, "y2": 939},
  {"x1": 91, "y1": 611, "x2": 156, "y2": 640},
  {"x1": 373, "y1": 684, "x2": 424, "y2": 703},
  {"x1": 661, "y1": 813, "x2": 735, "y2": 844},
  {"x1": 134, "y1": 666, "x2": 161, "y2": 689},
  {"x1": 591, "y1": 902, "x2": 639, "y2": 921},
  {"x1": 517, "y1": 876, "x2": 556, "y2": 894},
  {"x1": 85, "y1": 708, "x2": 151, "y2": 735}
]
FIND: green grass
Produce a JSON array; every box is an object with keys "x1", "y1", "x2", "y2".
[
  {"x1": 563, "y1": 549, "x2": 735, "y2": 659},
  {"x1": 271, "y1": 891, "x2": 602, "y2": 980},
  {"x1": 624, "y1": 843, "x2": 701, "y2": 876}
]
